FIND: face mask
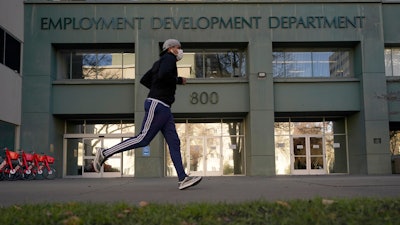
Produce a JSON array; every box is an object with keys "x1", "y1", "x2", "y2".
[{"x1": 176, "y1": 49, "x2": 184, "y2": 61}]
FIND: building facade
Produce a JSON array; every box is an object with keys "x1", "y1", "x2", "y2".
[
  {"x1": 15, "y1": 0, "x2": 400, "y2": 178},
  {"x1": 0, "y1": 0, "x2": 23, "y2": 155}
]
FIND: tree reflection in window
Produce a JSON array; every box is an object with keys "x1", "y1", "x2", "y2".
[
  {"x1": 180, "y1": 49, "x2": 246, "y2": 78},
  {"x1": 60, "y1": 50, "x2": 135, "y2": 80}
]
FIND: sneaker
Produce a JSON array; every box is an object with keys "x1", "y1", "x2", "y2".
[
  {"x1": 178, "y1": 176, "x2": 202, "y2": 190},
  {"x1": 93, "y1": 148, "x2": 105, "y2": 173}
]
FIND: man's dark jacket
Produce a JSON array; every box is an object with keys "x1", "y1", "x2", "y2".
[{"x1": 140, "y1": 52, "x2": 184, "y2": 106}]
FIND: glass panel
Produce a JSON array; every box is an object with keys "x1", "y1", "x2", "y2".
[
  {"x1": 122, "y1": 53, "x2": 135, "y2": 79},
  {"x1": 327, "y1": 117, "x2": 346, "y2": 134},
  {"x1": 204, "y1": 52, "x2": 224, "y2": 78},
  {"x1": 187, "y1": 123, "x2": 205, "y2": 136},
  {"x1": 71, "y1": 53, "x2": 85, "y2": 79},
  {"x1": 392, "y1": 48, "x2": 400, "y2": 76},
  {"x1": 312, "y1": 52, "x2": 332, "y2": 77},
  {"x1": 291, "y1": 121, "x2": 324, "y2": 135},
  {"x1": 60, "y1": 50, "x2": 135, "y2": 80},
  {"x1": 0, "y1": 28, "x2": 4, "y2": 64},
  {"x1": 311, "y1": 157, "x2": 324, "y2": 169},
  {"x1": 273, "y1": 49, "x2": 351, "y2": 78},
  {"x1": 82, "y1": 138, "x2": 100, "y2": 173},
  {"x1": 222, "y1": 120, "x2": 244, "y2": 135},
  {"x1": 275, "y1": 135, "x2": 290, "y2": 175},
  {"x1": 82, "y1": 53, "x2": 114, "y2": 79},
  {"x1": 57, "y1": 52, "x2": 71, "y2": 79},
  {"x1": 120, "y1": 123, "x2": 135, "y2": 133},
  {"x1": 5, "y1": 33, "x2": 21, "y2": 73},
  {"x1": 190, "y1": 138, "x2": 204, "y2": 172},
  {"x1": 272, "y1": 52, "x2": 286, "y2": 78},
  {"x1": 177, "y1": 52, "x2": 195, "y2": 78},
  {"x1": 310, "y1": 137, "x2": 324, "y2": 170},
  {"x1": 325, "y1": 51, "x2": 350, "y2": 77},
  {"x1": 385, "y1": 49, "x2": 393, "y2": 77},
  {"x1": 66, "y1": 138, "x2": 82, "y2": 176},
  {"x1": 390, "y1": 130, "x2": 400, "y2": 155},
  {"x1": 185, "y1": 49, "x2": 246, "y2": 78},
  {"x1": 222, "y1": 136, "x2": 244, "y2": 175},
  {"x1": 187, "y1": 122, "x2": 221, "y2": 136},
  {"x1": 286, "y1": 52, "x2": 312, "y2": 77},
  {"x1": 293, "y1": 137, "x2": 307, "y2": 169},
  {"x1": 206, "y1": 138, "x2": 221, "y2": 172},
  {"x1": 122, "y1": 149, "x2": 134, "y2": 176},
  {"x1": 103, "y1": 138, "x2": 122, "y2": 173},
  {"x1": 98, "y1": 53, "x2": 120, "y2": 80},
  {"x1": 325, "y1": 134, "x2": 335, "y2": 173},
  {"x1": 85, "y1": 123, "x2": 122, "y2": 134},
  {"x1": 274, "y1": 122, "x2": 290, "y2": 135}
]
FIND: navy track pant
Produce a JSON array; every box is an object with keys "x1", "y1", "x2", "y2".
[{"x1": 102, "y1": 98, "x2": 187, "y2": 181}]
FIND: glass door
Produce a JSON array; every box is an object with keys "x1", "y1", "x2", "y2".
[
  {"x1": 81, "y1": 138, "x2": 122, "y2": 177},
  {"x1": 188, "y1": 137, "x2": 222, "y2": 176},
  {"x1": 291, "y1": 136, "x2": 325, "y2": 175}
]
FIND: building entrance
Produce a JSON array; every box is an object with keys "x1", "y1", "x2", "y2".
[
  {"x1": 64, "y1": 135, "x2": 135, "y2": 178},
  {"x1": 187, "y1": 136, "x2": 223, "y2": 176},
  {"x1": 291, "y1": 135, "x2": 326, "y2": 175}
]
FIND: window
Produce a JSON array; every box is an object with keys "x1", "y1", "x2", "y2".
[
  {"x1": 0, "y1": 27, "x2": 21, "y2": 73},
  {"x1": 166, "y1": 119, "x2": 245, "y2": 177},
  {"x1": 274, "y1": 117, "x2": 347, "y2": 175},
  {"x1": 385, "y1": 47, "x2": 400, "y2": 77},
  {"x1": 273, "y1": 49, "x2": 352, "y2": 78},
  {"x1": 0, "y1": 28, "x2": 4, "y2": 64},
  {"x1": 58, "y1": 49, "x2": 135, "y2": 80},
  {"x1": 178, "y1": 49, "x2": 247, "y2": 78}
]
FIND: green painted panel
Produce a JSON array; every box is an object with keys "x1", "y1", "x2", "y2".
[
  {"x1": 52, "y1": 83, "x2": 135, "y2": 114},
  {"x1": 383, "y1": 5, "x2": 400, "y2": 43},
  {"x1": 274, "y1": 81, "x2": 360, "y2": 112}
]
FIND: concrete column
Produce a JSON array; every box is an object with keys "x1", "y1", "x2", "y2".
[
  {"x1": 134, "y1": 37, "x2": 165, "y2": 178},
  {"x1": 246, "y1": 39, "x2": 276, "y2": 176}
]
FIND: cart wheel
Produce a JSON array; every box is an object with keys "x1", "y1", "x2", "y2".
[
  {"x1": 23, "y1": 170, "x2": 36, "y2": 180},
  {"x1": 5, "y1": 168, "x2": 22, "y2": 181},
  {"x1": 35, "y1": 169, "x2": 45, "y2": 180},
  {"x1": 44, "y1": 168, "x2": 56, "y2": 180}
]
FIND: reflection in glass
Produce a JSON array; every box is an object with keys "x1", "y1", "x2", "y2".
[
  {"x1": 178, "y1": 49, "x2": 246, "y2": 78},
  {"x1": 206, "y1": 138, "x2": 221, "y2": 172},
  {"x1": 166, "y1": 120, "x2": 244, "y2": 177},
  {"x1": 190, "y1": 138, "x2": 203, "y2": 172},
  {"x1": 65, "y1": 121, "x2": 135, "y2": 177},
  {"x1": 310, "y1": 137, "x2": 324, "y2": 170},
  {"x1": 58, "y1": 51, "x2": 135, "y2": 80},
  {"x1": 274, "y1": 117, "x2": 348, "y2": 175},
  {"x1": 386, "y1": 48, "x2": 400, "y2": 77},
  {"x1": 273, "y1": 50, "x2": 351, "y2": 78}
]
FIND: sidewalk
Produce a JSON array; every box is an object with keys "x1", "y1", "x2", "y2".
[{"x1": 0, "y1": 175, "x2": 399, "y2": 207}]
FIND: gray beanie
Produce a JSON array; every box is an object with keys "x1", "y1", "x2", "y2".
[{"x1": 162, "y1": 39, "x2": 181, "y2": 51}]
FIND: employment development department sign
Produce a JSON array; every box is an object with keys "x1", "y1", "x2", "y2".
[{"x1": 40, "y1": 16, "x2": 366, "y2": 31}]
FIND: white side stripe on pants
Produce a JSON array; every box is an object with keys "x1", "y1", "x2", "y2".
[{"x1": 103, "y1": 100, "x2": 158, "y2": 157}]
